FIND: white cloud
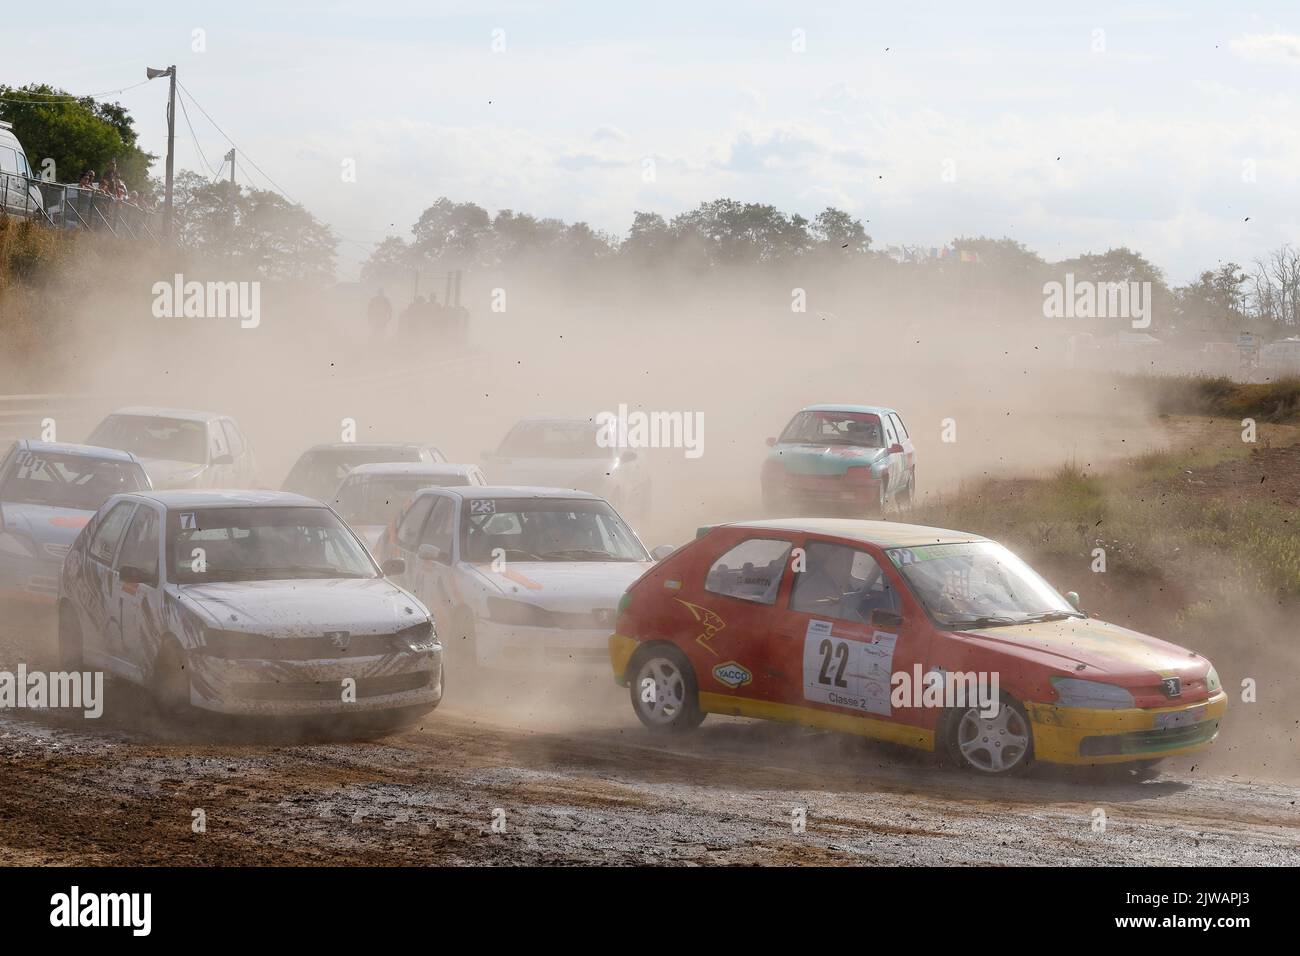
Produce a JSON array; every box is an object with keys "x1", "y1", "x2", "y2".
[{"x1": 1230, "y1": 33, "x2": 1300, "y2": 66}]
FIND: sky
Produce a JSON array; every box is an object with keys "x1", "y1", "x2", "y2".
[{"x1": 6, "y1": 1, "x2": 1300, "y2": 281}]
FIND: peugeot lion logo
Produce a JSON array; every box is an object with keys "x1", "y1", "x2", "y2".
[
  {"x1": 1161, "y1": 677, "x2": 1181, "y2": 698},
  {"x1": 327, "y1": 631, "x2": 351, "y2": 651}
]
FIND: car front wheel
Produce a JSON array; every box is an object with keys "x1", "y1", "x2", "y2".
[
  {"x1": 629, "y1": 645, "x2": 705, "y2": 733},
  {"x1": 944, "y1": 696, "x2": 1033, "y2": 775}
]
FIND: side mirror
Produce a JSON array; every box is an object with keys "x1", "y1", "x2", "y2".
[
  {"x1": 417, "y1": 543, "x2": 441, "y2": 563},
  {"x1": 888, "y1": 443, "x2": 905, "y2": 455},
  {"x1": 1065, "y1": 591, "x2": 1082, "y2": 611},
  {"x1": 650, "y1": 544, "x2": 675, "y2": 561},
  {"x1": 211, "y1": 453, "x2": 235, "y2": 466},
  {"x1": 118, "y1": 565, "x2": 155, "y2": 586},
  {"x1": 381, "y1": 557, "x2": 406, "y2": 577},
  {"x1": 870, "y1": 608, "x2": 903, "y2": 628},
  {"x1": 765, "y1": 437, "x2": 777, "y2": 447}
]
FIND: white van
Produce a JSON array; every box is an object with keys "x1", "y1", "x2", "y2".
[{"x1": 0, "y1": 121, "x2": 44, "y2": 218}]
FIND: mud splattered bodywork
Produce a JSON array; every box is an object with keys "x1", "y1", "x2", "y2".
[{"x1": 58, "y1": 489, "x2": 443, "y2": 717}]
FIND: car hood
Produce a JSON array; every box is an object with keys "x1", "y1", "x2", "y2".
[
  {"x1": 138, "y1": 457, "x2": 207, "y2": 489},
  {"x1": 0, "y1": 502, "x2": 92, "y2": 553},
  {"x1": 178, "y1": 577, "x2": 426, "y2": 636},
  {"x1": 769, "y1": 443, "x2": 886, "y2": 476},
  {"x1": 488, "y1": 457, "x2": 614, "y2": 490},
  {"x1": 467, "y1": 560, "x2": 651, "y2": 610},
  {"x1": 956, "y1": 616, "x2": 1208, "y2": 682}
]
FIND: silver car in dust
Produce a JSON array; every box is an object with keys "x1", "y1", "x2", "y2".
[
  {"x1": 57, "y1": 490, "x2": 443, "y2": 719},
  {"x1": 379, "y1": 486, "x2": 667, "y2": 670}
]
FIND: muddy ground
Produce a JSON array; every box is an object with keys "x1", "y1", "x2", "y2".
[{"x1": 0, "y1": 676, "x2": 1297, "y2": 867}]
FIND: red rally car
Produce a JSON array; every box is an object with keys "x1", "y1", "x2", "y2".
[{"x1": 609, "y1": 519, "x2": 1226, "y2": 774}]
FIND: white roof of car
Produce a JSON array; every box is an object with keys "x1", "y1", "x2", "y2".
[
  {"x1": 345, "y1": 462, "x2": 476, "y2": 478},
  {"x1": 107, "y1": 406, "x2": 227, "y2": 423},
  {"x1": 128, "y1": 490, "x2": 322, "y2": 509}
]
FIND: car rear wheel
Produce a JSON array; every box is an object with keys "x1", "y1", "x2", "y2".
[
  {"x1": 945, "y1": 696, "x2": 1033, "y2": 775},
  {"x1": 57, "y1": 603, "x2": 83, "y2": 670},
  {"x1": 629, "y1": 645, "x2": 705, "y2": 733}
]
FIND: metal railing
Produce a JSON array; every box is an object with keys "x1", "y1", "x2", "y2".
[{"x1": 0, "y1": 172, "x2": 161, "y2": 241}]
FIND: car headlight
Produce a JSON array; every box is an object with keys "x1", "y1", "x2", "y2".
[
  {"x1": 1050, "y1": 677, "x2": 1135, "y2": 709},
  {"x1": 397, "y1": 620, "x2": 438, "y2": 651},
  {"x1": 1205, "y1": 666, "x2": 1221, "y2": 694}
]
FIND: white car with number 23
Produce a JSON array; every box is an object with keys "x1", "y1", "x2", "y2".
[{"x1": 379, "y1": 486, "x2": 666, "y2": 670}]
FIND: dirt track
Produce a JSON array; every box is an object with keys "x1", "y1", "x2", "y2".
[{"x1": 0, "y1": 666, "x2": 1297, "y2": 867}]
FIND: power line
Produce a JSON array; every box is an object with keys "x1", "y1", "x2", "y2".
[
  {"x1": 175, "y1": 79, "x2": 297, "y2": 205},
  {"x1": 175, "y1": 85, "x2": 218, "y2": 178},
  {"x1": 0, "y1": 79, "x2": 152, "y2": 105}
]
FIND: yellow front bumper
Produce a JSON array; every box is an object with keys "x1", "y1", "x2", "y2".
[
  {"x1": 608, "y1": 633, "x2": 638, "y2": 685},
  {"x1": 1026, "y1": 690, "x2": 1228, "y2": 765}
]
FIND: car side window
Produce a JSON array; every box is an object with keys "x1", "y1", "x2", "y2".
[
  {"x1": 88, "y1": 502, "x2": 137, "y2": 565},
  {"x1": 882, "y1": 417, "x2": 897, "y2": 446},
  {"x1": 221, "y1": 421, "x2": 245, "y2": 459},
  {"x1": 420, "y1": 498, "x2": 455, "y2": 555},
  {"x1": 704, "y1": 538, "x2": 792, "y2": 605},
  {"x1": 208, "y1": 423, "x2": 229, "y2": 461},
  {"x1": 395, "y1": 495, "x2": 435, "y2": 549},
  {"x1": 118, "y1": 507, "x2": 160, "y2": 579},
  {"x1": 890, "y1": 413, "x2": 909, "y2": 440},
  {"x1": 790, "y1": 540, "x2": 899, "y2": 624}
]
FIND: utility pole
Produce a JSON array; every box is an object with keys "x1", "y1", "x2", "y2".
[
  {"x1": 225, "y1": 148, "x2": 236, "y2": 243},
  {"x1": 146, "y1": 64, "x2": 177, "y2": 239}
]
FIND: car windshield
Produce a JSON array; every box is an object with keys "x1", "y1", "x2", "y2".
[
  {"x1": 334, "y1": 474, "x2": 468, "y2": 526},
  {"x1": 1, "y1": 450, "x2": 147, "y2": 511},
  {"x1": 498, "y1": 422, "x2": 604, "y2": 459},
  {"x1": 886, "y1": 541, "x2": 1079, "y2": 628},
  {"x1": 779, "y1": 410, "x2": 883, "y2": 447},
  {"x1": 283, "y1": 447, "x2": 421, "y2": 500},
  {"x1": 87, "y1": 415, "x2": 208, "y2": 464},
  {"x1": 462, "y1": 498, "x2": 648, "y2": 562},
  {"x1": 167, "y1": 506, "x2": 377, "y2": 583}
]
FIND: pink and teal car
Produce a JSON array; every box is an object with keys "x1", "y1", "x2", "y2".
[{"x1": 762, "y1": 404, "x2": 916, "y2": 516}]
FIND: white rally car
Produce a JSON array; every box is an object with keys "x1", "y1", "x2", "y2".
[{"x1": 378, "y1": 486, "x2": 662, "y2": 669}]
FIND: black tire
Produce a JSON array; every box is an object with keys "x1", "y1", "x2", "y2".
[
  {"x1": 151, "y1": 638, "x2": 194, "y2": 718},
  {"x1": 57, "y1": 603, "x2": 84, "y2": 670},
  {"x1": 628, "y1": 644, "x2": 705, "y2": 733},
  {"x1": 943, "y1": 694, "x2": 1034, "y2": 776}
]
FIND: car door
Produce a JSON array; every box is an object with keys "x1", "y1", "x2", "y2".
[
  {"x1": 889, "y1": 412, "x2": 916, "y2": 479},
  {"x1": 113, "y1": 503, "x2": 163, "y2": 677},
  {"x1": 80, "y1": 501, "x2": 137, "y2": 666},
  {"x1": 409, "y1": 496, "x2": 458, "y2": 624},
  {"x1": 764, "y1": 536, "x2": 931, "y2": 740},
  {"x1": 880, "y1": 415, "x2": 904, "y2": 500},
  {"x1": 681, "y1": 531, "x2": 796, "y2": 706},
  {"x1": 387, "y1": 492, "x2": 437, "y2": 583}
]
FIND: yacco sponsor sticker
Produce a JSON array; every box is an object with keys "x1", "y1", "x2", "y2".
[
  {"x1": 712, "y1": 660, "x2": 752, "y2": 689},
  {"x1": 888, "y1": 542, "x2": 983, "y2": 566},
  {"x1": 802, "y1": 619, "x2": 896, "y2": 716}
]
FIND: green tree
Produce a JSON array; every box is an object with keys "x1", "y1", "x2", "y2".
[{"x1": 0, "y1": 84, "x2": 156, "y2": 192}]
